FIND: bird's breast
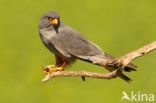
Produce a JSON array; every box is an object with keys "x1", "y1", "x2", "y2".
[
  {"x1": 40, "y1": 28, "x2": 57, "y2": 44},
  {"x1": 39, "y1": 28, "x2": 59, "y2": 54}
]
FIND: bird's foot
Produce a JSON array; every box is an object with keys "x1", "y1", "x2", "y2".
[{"x1": 43, "y1": 65, "x2": 64, "y2": 75}]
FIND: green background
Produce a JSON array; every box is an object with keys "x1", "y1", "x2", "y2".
[{"x1": 0, "y1": 0, "x2": 156, "y2": 103}]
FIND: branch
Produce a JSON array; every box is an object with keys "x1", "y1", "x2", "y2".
[
  {"x1": 105, "y1": 41, "x2": 156, "y2": 68},
  {"x1": 117, "y1": 41, "x2": 156, "y2": 68},
  {"x1": 41, "y1": 70, "x2": 118, "y2": 82},
  {"x1": 41, "y1": 41, "x2": 156, "y2": 82}
]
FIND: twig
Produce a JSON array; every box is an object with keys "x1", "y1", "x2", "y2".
[
  {"x1": 116, "y1": 41, "x2": 156, "y2": 68},
  {"x1": 41, "y1": 41, "x2": 156, "y2": 82},
  {"x1": 98, "y1": 41, "x2": 156, "y2": 68},
  {"x1": 41, "y1": 70, "x2": 118, "y2": 82}
]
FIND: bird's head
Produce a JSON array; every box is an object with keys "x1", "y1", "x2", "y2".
[{"x1": 39, "y1": 11, "x2": 60, "y2": 29}]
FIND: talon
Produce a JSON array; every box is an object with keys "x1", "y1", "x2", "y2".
[{"x1": 43, "y1": 65, "x2": 64, "y2": 75}]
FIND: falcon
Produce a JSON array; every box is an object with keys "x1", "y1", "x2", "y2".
[{"x1": 38, "y1": 11, "x2": 136, "y2": 82}]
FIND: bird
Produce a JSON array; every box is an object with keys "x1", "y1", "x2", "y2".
[{"x1": 38, "y1": 11, "x2": 136, "y2": 82}]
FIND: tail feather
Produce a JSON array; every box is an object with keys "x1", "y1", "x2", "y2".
[
  {"x1": 118, "y1": 74, "x2": 132, "y2": 83},
  {"x1": 125, "y1": 63, "x2": 137, "y2": 72},
  {"x1": 105, "y1": 65, "x2": 134, "y2": 83},
  {"x1": 75, "y1": 54, "x2": 137, "y2": 83}
]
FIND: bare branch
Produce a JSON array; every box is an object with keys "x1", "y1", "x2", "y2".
[
  {"x1": 97, "y1": 41, "x2": 156, "y2": 68},
  {"x1": 117, "y1": 41, "x2": 156, "y2": 68},
  {"x1": 41, "y1": 70, "x2": 118, "y2": 82},
  {"x1": 41, "y1": 41, "x2": 156, "y2": 82}
]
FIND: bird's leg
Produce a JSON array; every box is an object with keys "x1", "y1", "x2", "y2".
[
  {"x1": 60, "y1": 62, "x2": 66, "y2": 70},
  {"x1": 43, "y1": 62, "x2": 67, "y2": 75},
  {"x1": 43, "y1": 65, "x2": 62, "y2": 75}
]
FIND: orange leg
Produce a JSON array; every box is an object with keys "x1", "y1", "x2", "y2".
[
  {"x1": 43, "y1": 55, "x2": 70, "y2": 75},
  {"x1": 60, "y1": 61, "x2": 67, "y2": 70},
  {"x1": 44, "y1": 62, "x2": 67, "y2": 75}
]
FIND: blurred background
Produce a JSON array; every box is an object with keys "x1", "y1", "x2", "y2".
[{"x1": 0, "y1": 0, "x2": 156, "y2": 103}]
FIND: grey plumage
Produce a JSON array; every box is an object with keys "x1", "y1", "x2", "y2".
[{"x1": 39, "y1": 11, "x2": 136, "y2": 82}]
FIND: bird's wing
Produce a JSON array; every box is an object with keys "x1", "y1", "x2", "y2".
[{"x1": 50, "y1": 25, "x2": 104, "y2": 59}]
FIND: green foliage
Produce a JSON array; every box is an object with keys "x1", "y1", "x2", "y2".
[{"x1": 0, "y1": 0, "x2": 156, "y2": 103}]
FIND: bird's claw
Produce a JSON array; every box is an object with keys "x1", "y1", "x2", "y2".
[{"x1": 43, "y1": 65, "x2": 63, "y2": 75}]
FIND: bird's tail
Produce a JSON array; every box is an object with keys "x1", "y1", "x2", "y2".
[
  {"x1": 96, "y1": 54, "x2": 137, "y2": 83},
  {"x1": 104, "y1": 65, "x2": 136, "y2": 83},
  {"x1": 77, "y1": 54, "x2": 137, "y2": 83},
  {"x1": 118, "y1": 73, "x2": 132, "y2": 83}
]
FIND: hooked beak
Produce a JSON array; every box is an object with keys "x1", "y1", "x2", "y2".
[{"x1": 50, "y1": 18, "x2": 58, "y2": 25}]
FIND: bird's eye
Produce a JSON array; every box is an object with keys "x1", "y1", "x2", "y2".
[{"x1": 48, "y1": 17, "x2": 53, "y2": 21}]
